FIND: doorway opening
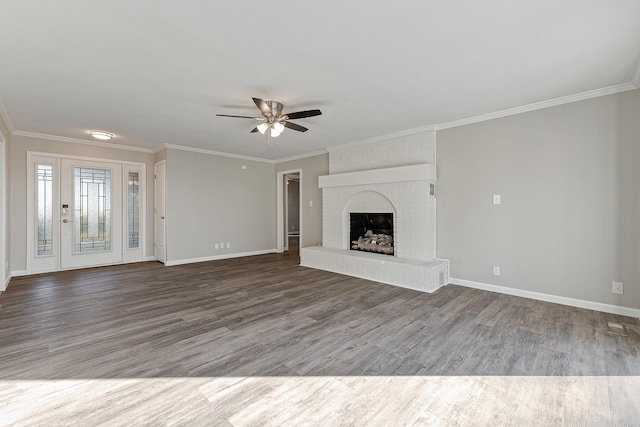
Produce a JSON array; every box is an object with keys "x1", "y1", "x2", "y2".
[
  {"x1": 276, "y1": 169, "x2": 302, "y2": 253},
  {"x1": 286, "y1": 173, "x2": 300, "y2": 252}
]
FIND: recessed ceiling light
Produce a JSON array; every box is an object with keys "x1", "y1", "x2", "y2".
[{"x1": 89, "y1": 131, "x2": 113, "y2": 140}]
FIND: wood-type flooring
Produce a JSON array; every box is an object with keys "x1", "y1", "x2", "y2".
[{"x1": 1, "y1": 244, "x2": 639, "y2": 425}]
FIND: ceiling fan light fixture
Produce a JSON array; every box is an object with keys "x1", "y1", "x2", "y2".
[
  {"x1": 256, "y1": 123, "x2": 269, "y2": 134},
  {"x1": 217, "y1": 97, "x2": 322, "y2": 140},
  {"x1": 89, "y1": 131, "x2": 113, "y2": 140},
  {"x1": 271, "y1": 122, "x2": 285, "y2": 137}
]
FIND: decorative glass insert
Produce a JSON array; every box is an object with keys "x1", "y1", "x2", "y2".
[
  {"x1": 36, "y1": 164, "x2": 53, "y2": 256},
  {"x1": 128, "y1": 171, "x2": 140, "y2": 249},
  {"x1": 74, "y1": 167, "x2": 111, "y2": 253}
]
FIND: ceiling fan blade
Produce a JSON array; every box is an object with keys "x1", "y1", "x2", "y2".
[
  {"x1": 285, "y1": 109, "x2": 322, "y2": 120},
  {"x1": 250, "y1": 127, "x2": 259, "y2": 133},
  {"x1": 283, "y1": 121, "x2": 308, "y2": 132},
  {"x1": 252, "y1": 97, "x2": 271, "y2": 115},
  {"x1": 216, "y1": 114, "x2": 262, "y2": 119}
]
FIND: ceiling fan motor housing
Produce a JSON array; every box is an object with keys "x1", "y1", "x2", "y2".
[{"x1": 264, "y1": 101, "x2": 284, "y2": 118}]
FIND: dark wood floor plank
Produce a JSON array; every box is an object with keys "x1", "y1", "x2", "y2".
[{"x1": 2, "y1": 252, "x2": 639, "y2": 380}]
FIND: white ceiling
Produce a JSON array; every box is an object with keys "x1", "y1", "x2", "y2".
[{"x1": 1, "y1": 1, "x2": 639, "y2": 161}]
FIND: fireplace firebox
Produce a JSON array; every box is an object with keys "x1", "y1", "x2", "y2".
[{"x1": 350, "y1": 213, "x2": 394, "y2": 255}]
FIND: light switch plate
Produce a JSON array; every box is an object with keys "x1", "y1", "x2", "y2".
[{"x1": 493, "y1": 195, "x2": 501, "y2": 205}]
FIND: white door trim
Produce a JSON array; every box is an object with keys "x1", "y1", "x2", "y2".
[
  {"x1": 276, "y1": 168, "x2": 302, "y2": 253},
  {"x1": 0, "y1": 134, "x2": 7, "y2": 290},
  {"x1": 26, "y1": 154, "x2": 60, "y2": 273},
  {"x1": 27, "y1": 151, "x2": 146, "y2": 166},
  {"x1": 154, "y1": 160, "x2": 166, "y2": 264}
]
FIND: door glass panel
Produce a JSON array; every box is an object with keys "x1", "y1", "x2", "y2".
[
  {"x1": 36, "y1": 164, "x2": 53, "y2": 256},
  {"x1": 74, "y1": 167, "x2": 111, "y2": 253},
  {"x1": 128, "y1": 172, "x2": 140, "y2": 249}
]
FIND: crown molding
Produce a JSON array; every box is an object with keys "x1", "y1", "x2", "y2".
[
  {"x1": 5, "y1": 81, "x2": 639, "y2": 161},
  {"x1": 322, "y1": 82, "x2": 637, "y2": 154},
  {"x1": 162, "y1": 143, "x2": 275, "y2": 163},
  {"x1": 152, "y1": 144, "x2": 167, "y2": 154},
  {"x1": 157, "y1": 144, "x2": 329, "y2": 165},
  {"x1": 0, "y1": 93, "x2": 16, "y2": 134},
  {"x1": 274, "y1": 149, "x2": 328, "y2": 164},
  {"x1": 325, "y1": 124, "x2": 435, "y2": 153},
  {"x1": 12, "y1": 131, "x2": 155, "y2": 153},
  {"x1": 433, "y1": 82, "x2": 638, "y2": 131}
]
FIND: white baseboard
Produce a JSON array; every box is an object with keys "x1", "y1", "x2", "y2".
[
  {"x1": 144, "y1": 256, "x2": 156, "y2": 262},
  {"x1": 450, "y1": 277, "x2": 640, "y2": 319},
  {"x1": 165, "y1": 249, "x2": 277, "y2": 267},
  {"x1": 10, "y1": 270, "x2": 28, "y2": 277},
  {"x1": 2, "y1": 273, "x2": 10, "y2": 291}
]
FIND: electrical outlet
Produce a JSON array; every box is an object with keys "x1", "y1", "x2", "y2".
[
  {"x1": 214, "y1": 243, "x2": 219, "y2": 249},
  {"x1": 612, "y1": 281, "x2": 623, "y2": 295},
  {"x1": 493, "y1": 266, "x2": 501, "y2": 276},
  {"x1": 226, "y1": 242, "x2": 230, "y2": 248}
]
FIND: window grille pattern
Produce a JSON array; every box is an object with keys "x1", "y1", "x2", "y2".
[
  {"x1": 128, "y1": 172, "x2": 140, "y2": 248},
  {"x1": 37, "y1": 164, "x2": 53, "y2": 256},
  {"x1": 74, "y1": 167, "x2": 111, "y2": 253}
]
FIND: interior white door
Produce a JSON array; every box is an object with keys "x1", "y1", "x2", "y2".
[
  {"x1": 60, "y1": 159, "x2": 122, "y2": 269},
  {"x1": 154, "y1": 161, "x2": 166, "y2": 263}
]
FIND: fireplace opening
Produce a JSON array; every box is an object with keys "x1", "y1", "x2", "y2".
[{"x1": 350, "y1": 213, "x2": 394, "y2": 255}]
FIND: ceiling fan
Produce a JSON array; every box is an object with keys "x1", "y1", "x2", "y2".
[{"x1": 217, "y1": 97, "x2": 322, "y2": 142}]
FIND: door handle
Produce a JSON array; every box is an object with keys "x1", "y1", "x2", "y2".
[{"x1": 62, "y1": 219, "x2": 72, "y2": 223}]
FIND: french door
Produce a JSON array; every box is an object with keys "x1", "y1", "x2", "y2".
[
  {"x1": 59, "y1": 159, "x2": 122, "y2": 269},
  {"x1": 27, "y1": 153, "x2": 144, "y2": 273}
]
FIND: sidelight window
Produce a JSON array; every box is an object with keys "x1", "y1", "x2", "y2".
[
  {"x1": 128, "y1": 171, "x2": 140, "y2": 249},
  {"x1": 36, "y1": 164, "x2": 54, "y2": 256}
]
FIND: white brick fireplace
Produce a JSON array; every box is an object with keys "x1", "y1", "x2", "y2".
[{"x1": 301, "y1": 131, "x2": 449, "y2": 292}]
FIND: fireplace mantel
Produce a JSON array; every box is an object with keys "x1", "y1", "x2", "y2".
[{"x1": 319, "y1": 164, "x2": 436, "y2": 188}]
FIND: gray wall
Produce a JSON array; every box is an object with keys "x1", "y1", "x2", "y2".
[
  {"x1": 0, "y1": 114, "x2": 8, "y2": 287},
  {"x1": 165, "y1": 148, "x2": 276, "y2": 262},
  {"x1": 9, "y1": 134, "x2": 155, "y2": 272},
  {"x1": 436, "y1": 89, "x2": 640, "y2": 309},
  {"x1": 276, "y1": 153, "x2": 328, "y2": 248}
]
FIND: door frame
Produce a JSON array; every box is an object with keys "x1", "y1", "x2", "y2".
[
  {"x1": 276, "y1": 168, "x2": 302, "y2": 253},
  {"x1": 26, "y1": 151, "x2": 146, "y2": 274},
  {"x1": 154, "y1": 160, "x2": 166, "y2": 264},
  {"x1": 0, "y1": 134, "x2": 6, "y2": 290}
]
